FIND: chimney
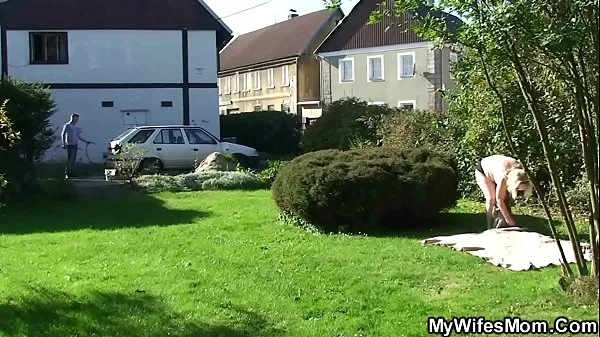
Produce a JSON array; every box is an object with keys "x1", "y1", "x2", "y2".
[{"x1": 288, "y1": 9, "x2": 298, "y2": 19}]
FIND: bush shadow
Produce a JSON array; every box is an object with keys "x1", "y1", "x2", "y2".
[
  {"x1": 0, "y1": 191, "x2": 210, "y2": 235},
  {"x1": 0, "y1": 287, "x2": 285, "y2": 337}
]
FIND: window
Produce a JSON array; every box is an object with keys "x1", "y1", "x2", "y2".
[
  {"x1": 267, "y1": 104, "x2": 275, "y2": 111},
  {"x1": 240, "y1": 73, "x2": 251, "y2": 91},
  {"x1": 227, "y1": 108, "x2": 240, "y2": 115},
  {"x1": 367, "y1": 102, "x2": 386, "y2": 106},
  {"x1": 281, "y1": 65, "x2": 289, "y2": 86},
  {"x1": 233, "y1": 74, "x2": 239, "y2": 93},
  {"x1": 398, "y1": 100, "x2": 416, "y2": 111},
  {"x1": 128, "y1": 129, "x2": 155, "y2": 144},
  {"x1": 29, "y1": 32, "x2": 68, "y2": 64},
  {"x1": 153, "y1": 128, "x2": 185, "y2": 144},
  {"x1": 253, "y1": 71, "x2": 261, "y2": 90},
  {"x1": 281, "y1": 103, "x2": 290, "y2": 113},
  {"x1": 267, "y1": 68, "x2": 274, "y2": 88},
  {"x1": 101, "y1": 101, "x2": 114, "y2": 108},
  {"x1": 224, "y1": 77, "x2": 231, "y2": 94},
  {"x1": 397, "y1": 52, "x2": 415, "y2": 79},
  {"x1": 339, "y1": 57, "x2": 354, "y2": 82},
  {"x1": 184, "y1": 128, "x2": 217, "y2": 144},
  {"x1": 254, "y1": 105, "x2": 262, "y2": 111},
  {"x1": 449, "y1": 52, "x2": 459, "y2": 79},
  {"x1": 367, "y1": 55, "x2": 384, "y2": 81},
  {"x1": 161, "y1": 101, "x2": 173, "y2": 107}
]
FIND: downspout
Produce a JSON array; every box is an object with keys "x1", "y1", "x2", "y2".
[
  {"x1": 292, "y1": 56, "x2": 299, "y2": 116},
  {"x1": 317, "y1": 55, "x2": 322, "y2": 108}
]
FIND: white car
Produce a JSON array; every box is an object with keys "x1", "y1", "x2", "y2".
[{"x1": 104, "y1": 125, "x2": 259, "y2": 173}]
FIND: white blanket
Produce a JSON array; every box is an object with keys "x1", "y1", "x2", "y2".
[{"x1": 421, "y1": 227, "x2": 593, "y2": 271}]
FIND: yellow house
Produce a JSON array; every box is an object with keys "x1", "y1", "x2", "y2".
[{"x1": 218, "y1": 8, "x2": 344, "y2": 125}]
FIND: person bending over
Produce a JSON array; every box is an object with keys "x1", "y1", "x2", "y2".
[{"x1": 475, "y1": 154, "x2": 533, "y2": 228}]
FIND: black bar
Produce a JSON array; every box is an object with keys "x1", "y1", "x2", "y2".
[
  {"x1": 44, "y1": 82, "x2": 216, "y2": 89},
  {"x1": 1, "y1": 26, "x2": 7, "y2": 78},
  {"x1": 182, "y1": 29, "x2": 190, "y2": 125}
]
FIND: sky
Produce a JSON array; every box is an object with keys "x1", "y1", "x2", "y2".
[{"x1": 203, "y1": 0, "x2": 360, "y2": 36}]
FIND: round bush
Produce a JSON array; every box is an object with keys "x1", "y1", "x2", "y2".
[{"x1": 271, "y1": 147, "x2": 459, "y2": 234}]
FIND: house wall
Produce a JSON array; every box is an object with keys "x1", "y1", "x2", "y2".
[
  {"x1": 43, "y1": 88, "x2": 182, "y2": 163},
  {"x1": 3, "y1": 29, "x2": 220, "y2": 163},
  {"x1": 218, "y1": 61, "x2": 297, "y2": 114},
  {"x1": 296, "y1": 54, "x2": 320, "y2": 103},
  {"x1": 440, "y1": 47, "x2": 457, "y2": 112},
  {"x1": 321, "y1": 42, "x2": 450, "y2": 111}
]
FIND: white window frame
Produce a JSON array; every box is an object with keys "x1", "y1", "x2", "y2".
[
  {"x1": 397, "y1": 52, "x2": 416, "y2": 79},
  {"x1": 267, "y1": 68, "x2": 274, "y2": 88},
  {"x1": 253, "y1": 71, "x2": 261, "y2": 90},
  {"x1": 233, "y1": 73, "x2": 239, "y2": 93},
  {"x1": 224, "y1": 77, "x2": 231, "y2": 94},
  {"x1": 281, "y1": 65, "x2": 289, "y2": 86},
  {"x1": 338, "y1": 57, "x2": 354, "y2": 83},
  {"x1": 367, "y1": 55, "x2": 384, "y2": 82},
  {"x1": 397, "y1": 100, "x2": 417, "y2": 110},
  {"x1": 245, "y1": 73, "x2": 252, "y2": 91},
  {"x1": 449, "y1": 52, "x2": 459, "y2": 79}
]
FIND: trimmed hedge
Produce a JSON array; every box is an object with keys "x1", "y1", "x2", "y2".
[
  {"x1": 134, "y1": 171, "x2": 268, "y2": 193},
  {"x1": 220, "y1": 111, "x2": 301, "y2": 155},
  {"x1": 271, "y1": 147, "x2": 459, "y2": 234}
]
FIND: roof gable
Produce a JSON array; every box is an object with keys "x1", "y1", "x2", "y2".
[
  {"x1": 0, "y1": 0, "x2": 232, "y2": 48},
  {"x1": 316, "y1": 0, "x2": 461, "y2": 53},
  {"x1": 219, "y1": 8, "x2": 343, "y2": 72}
]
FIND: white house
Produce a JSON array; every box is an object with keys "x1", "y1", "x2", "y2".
[{"x1": 0, "y1": 0, "x2": 232, "y2": 163}]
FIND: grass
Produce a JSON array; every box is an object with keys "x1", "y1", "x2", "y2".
[{"x1": 0, "y1": 190, "x2": 597, "y2": 337}]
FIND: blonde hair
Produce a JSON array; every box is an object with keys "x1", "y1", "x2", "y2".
[{"x1": 506, "y1": 168, "x2": 532, "y2": 200}]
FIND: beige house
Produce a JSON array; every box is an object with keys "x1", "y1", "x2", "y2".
[
  {"x1": 315, "y1": 0, "x2": 462, "y2": 112},
  {"x1": 218, "y1": 9, "x2": 344, "y2": 122}
]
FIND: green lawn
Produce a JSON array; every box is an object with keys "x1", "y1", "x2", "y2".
[{"x1": 0, "y1": 190, "x2": 597, "y2": 337}]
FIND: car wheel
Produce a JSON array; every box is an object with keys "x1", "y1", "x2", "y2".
[{"x1": 138, "y1": 158, "x2": 162, "y2": 175}]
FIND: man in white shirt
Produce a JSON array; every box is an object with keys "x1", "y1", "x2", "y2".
[{"x1": 61, "y1": 113, "x2": 91, "y2": 179}]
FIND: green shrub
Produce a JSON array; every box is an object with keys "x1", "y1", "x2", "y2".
[
  {"x1": 0, "y1": 77, "x2": 56, "y2": 203},
  {"x1": 301, "y1": 97, "x2": 395, "y2": 153},
  {"x1": 134, "y1": 171, "x2": 268, "y2": 193},
  {"x1": 377, "y1": 109, "x2": 453, "y2": 152},
  {"x1": 564, "y1": 173, "x2": 591, "y2": 214},
  {"x1": 220, "y1": 111, "x2": 301, "y2": 155},
  {"x1": 0, "y1": 99, "x2": 18, "y2": 205},
  {"x1": 257, "y1": 160, "x2": 289, "y2": 187},
  {"x1": 271, "y1": 147, "x2": 459, "y2": 234}
]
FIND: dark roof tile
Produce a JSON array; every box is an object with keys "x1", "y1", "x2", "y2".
[
  {"x1": 316, "y1": 0, "x2": 462, "y2": 53},
  {"x1": 219, "y1": 9, "x2": 340, "y2": 72},
  {"x1": 0, "y1": 0, "x2": 232, "y2": 48}
]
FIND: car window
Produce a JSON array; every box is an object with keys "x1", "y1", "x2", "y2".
[
  {"x1": 127, "y1": 129, "x2": 155, "y2": 144},
  {"x1": 153, "y1": 129, "x2": 186, "y2": 144},
  {"x1": 184, "y1": 128, "x2": 217, "y2": 145}
]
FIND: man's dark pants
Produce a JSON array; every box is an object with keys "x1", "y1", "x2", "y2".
[{"x1": 65, "y1": 145, "x2": 78, "y2": 177}]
